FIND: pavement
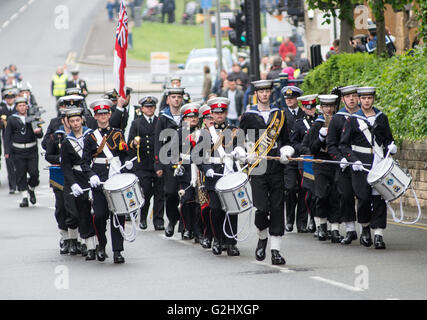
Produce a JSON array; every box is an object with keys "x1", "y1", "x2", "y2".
[{"x1": 0, "y1": 0, "x2": 426, "y2": 302}]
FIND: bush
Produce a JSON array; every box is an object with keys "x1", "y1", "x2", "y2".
[{"x1": 301, "y1": 49, "x2": 427, "y2": 142}]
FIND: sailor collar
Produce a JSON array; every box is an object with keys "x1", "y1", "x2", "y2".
[
  {"x1": 67, "y1": 126, "x2": 92, "y2": 141},
  {"x1": 247, "y1": 104, "x2": 280, "y2": 115},
  {"x1": 160, "y1": 106, "x2": 180, "y2": 122},
  {"x1": 55, "y1": 125, "x2": 66, "y2": 135},
  {"x1": 352, "y1": 107, "x2": 383, "y2": 121}
]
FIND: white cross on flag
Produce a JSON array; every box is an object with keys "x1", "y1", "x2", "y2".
[{"x1": 113, "y1": 0, "x2": 128, "y2": 98}]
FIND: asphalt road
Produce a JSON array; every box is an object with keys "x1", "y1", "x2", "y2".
[{"x1": 0, "y1": 0, "x2": 426, "y2": 301}]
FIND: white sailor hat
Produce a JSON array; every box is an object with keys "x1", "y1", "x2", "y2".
[
  {"x1": 340, "y1": 85, "x2": 359, "y2": 96},
  {"x1": 318, "y1": 94, "x2": 339, "y2": 105},
  {"x1": 166, "y1": 87, "x2": 185, "y2": 95},
  {"x1": 104, "y1": 89, "x2": 118, "y2": 100},
  {"x1": 62, "y1": 95, "x2": 84, "y2": 106},
  {"x1": 70, "y1": 68, "x2": 80, "y2": 75},
  {"x1": 139, "y1": 96, "x2": 159, "y2": 107},
  {"x1": 2, "y1": 87, "x2": 18, "y2": 98},
  {"x1": 207, "y1": 97, "x2": 230, "y2": 113},
  {"x1": 281, "y1": 86, "x2": 303, "y2": 98},
  {"x1": 252, "y1": 80, "x2": 273, "y2": 90},
  {"x1": 199, "y1": 104, "x2": 212, "y2": 118},
  {"x1": 65, "y1": 87, "x2": 83, "y2": 96},
  {"x1": 90, "y1": 98, "x2": 113, "y2": 114},
  {"x1": 357, "y1": 86, "x2": 376, "y2": 96},
  {"x1": 170, "y1": 75, "x2": 182, "y2": 82},
  {"x1": 180, "y1": 103, "x2": 199, "y2": 117},
  {"x1": 65, "y1": 107, "x2": 83, "y2": 118},
  {"x1": 297, "y1": 94, "x2": 318, "y2": 109},
  {"x1": 14, "y1": 97, "x2": 28, "y2": 105}
]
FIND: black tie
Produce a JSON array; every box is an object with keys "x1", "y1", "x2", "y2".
[
  {"x1": 149, "y1": 118, "x2": 152, "y2": 124},
  {"x1": 292, "y1": 110, "x2": 297, "y2": 117}
]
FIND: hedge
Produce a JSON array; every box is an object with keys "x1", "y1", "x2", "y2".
[{"x1": 300, "y1": 49, "x2": 427, "y2": 142}]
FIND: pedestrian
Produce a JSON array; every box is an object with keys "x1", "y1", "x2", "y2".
[
  {"x1": 220, "y1": 75, "x2": 244, "y2": 127},
  {"x1": 326, "y1": 39, "x2": 340, "y2": 59},
  {"x1": 266, "y1": 56, "x2": 282, "y2": 80},
  {"x1": 279, "y1": 37, "x2": 296, "y2": 62},
  {"x1": 66, "y1": 69, "x2": 88, "y2": 97},
  {"x1": 51, "y1": 66, "x2": 68, "y2": 102},
  {"x1": 202, "y1": 65, "x2": 212, "y2": 102},
  {"x1": 106, "y1": 0, "x2": 115, "y2": 21},
  {"x1": 161, "y1": 0, "x2": 175, "y2": 24}
]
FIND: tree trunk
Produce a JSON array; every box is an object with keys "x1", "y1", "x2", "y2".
[
  {"x1": 339, "y1": 0, "x2": 354, "y2": 53},
  {"x1": 376, "y1": 18, "x2": 386, "y2": 57}
]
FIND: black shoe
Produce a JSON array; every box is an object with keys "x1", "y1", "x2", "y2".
[
  {"x1": 154, "y1": 224, "x2": 165, "y2": 231},
  {"x1": 69, "y1": 239, "x2": 78, "y2": 255},
  {"x1": 76, "y1": 241, "x2": 82, "y2": 255},
  {"x1": 201, "y1": 238, "x2": 212, "y2": 249},
  {"x1": 165, "y1": 222, "x2": 175, "y2": 237},
  {"x1": 314, "y1": 227, "x2": 319, "y2": 238},
  {"x1": 360, "y1": 226, "x2": 373, "y2": 247},
  {"x1": 307, "y1": 221, "x2": 316, "y2": 233},
  {"x1": 227, "y1": 244, "x2": 240, "y2": 256},
  {"x1": 9, "y1": 189, "x2": 15, "y2": 195},
  {"x1": 297, "y1": 226, "x2": 308, "y2": 233},
  {"x1": 285, "y1": 224, "x2": 293, "y2": 232},
  {"x1": 374, "y1": 235, "x2": 386, "y2": 249},
  {"x1": 60, "y1": 239, "x2": 70, "y2": 255},
  {"x1": 139, "y1": 220, "x2": 147, "y2": 230},
  {"x1": 28, "y1": 189, "x2": 36, "y2": 204},
  {"x1": 80, "y1": 243, "x2": 87, "y2": 256},
  {"x1": 271, "y1": 250, "x2": 286, "y2": 265},
  {"x1": 331, "y1": 230, "x2": 344, "y2": 243},
  {"x1": 255, "y1": 238, "x2": 268, "y2": 261},
  {"x1": 86, "y1": 249, "x2": 96, "y2": 261},
  {"x1": 113, "y1": 251, "x2": 125, "y2": 264},
  {"x1": 96, "y1": 246, "x2": 106, "y2": 261},
  {"x1": 327, "y1": 230, "x2": 332, "y2": 239},
  {"x1": 181, "y1": 230, "x2": 193, "y2": 240},
  {"x1": 212, "y1": 239, "x2": 222, "y2": 255},
  {"x1": 19, "y1": 198, "x2": 29, "y2": 207},
  {"x1": 194, "y1": 234, "x2": 201, "y2": 244},
  {"x1": 341, "y1": 231, "x2": 358, "y2": 245},
  {"x1": 318, "y1": 223, "x2": 328, "y2": 241}
]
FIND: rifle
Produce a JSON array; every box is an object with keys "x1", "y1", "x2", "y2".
[{"x1": 26, "y1": 105, "x2": 46, "y2": 132}]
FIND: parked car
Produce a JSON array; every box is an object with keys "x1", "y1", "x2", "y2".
[
  {"x1": 174, "y1": 70, "x2": 205, "y2": 102},
  {"x1": 179, "y1": 48, "x2": 234, "y2": 74}
]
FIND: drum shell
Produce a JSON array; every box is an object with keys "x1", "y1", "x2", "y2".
[
  {"x1": 367, "y1": 159, "x2": 412, "y2": 201},
  {"x1": 215, "y1": 173, "x2": 253, "y2": 215},
  {"x1": 103, "y1": 174, "x2": 145, "y2": 215}
]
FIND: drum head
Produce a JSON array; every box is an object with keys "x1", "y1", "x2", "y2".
[
  {"x1": 104, "y1": 173, "x2": 137, "y2": 191},
  {"x1": 367, "y1": 157, "x2": 392, "y2": 184},
  {"x1": 216, "y1": 172, "x2": 248, "y2": 192}
]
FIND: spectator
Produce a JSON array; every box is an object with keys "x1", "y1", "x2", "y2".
[
  {"x1": 259, "y1": 55, "x2": 271, "y2": 74},
  {"x1": 282, "y1": 66, "x2": 295, "y2": 86},
  {"x1": 237, "y1": 52, "x2": 249, "y2": 74},
  {"x1": 202, "y1": 66, "x2": 212, "y2": 101},
  {"x1": 326, "y1": 39, "x2": 340, "y2": 59},
  {"x1": 279, "y1": 37, "x2": 296, "y2": 61},
  {"x1": 284, "y1": 52, "x2": 295, "y2": 66},
  {"x1": 106, "y1": 0, "x2": 115, "y2": 21},
  {"x1": 228, "y1": 63, "x2": 250, "y2": 90},
  {"x1": 266, "y1": 56, "x2": 282, "y2": 80},
  {"x1": 161, "y1": 0, "x2": 175, "y2": 24},
  {"x1": 221, "y1": 75, "x2": 244, "y2": 126},
  {"x1": 350, "y1": 35, "x2": 367, "y2": 53},
  {"x1": 212, "y1": 69, "x2": 228, "y2": 96}
]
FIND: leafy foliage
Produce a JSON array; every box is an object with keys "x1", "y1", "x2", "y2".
[{"x1": 301, "y1": 49, "x2": 427, "y2": 142}]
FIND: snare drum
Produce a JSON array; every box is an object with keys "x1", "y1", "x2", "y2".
[
  {"x1": 103, "y1": 173, "x2": 145, "y2": 215},
  {"x1": 367, "y1": 157, "x2": 412, "y2": 201},
  {"x1": 215, "y1": 172, "x2": 253, "y2": 215}
]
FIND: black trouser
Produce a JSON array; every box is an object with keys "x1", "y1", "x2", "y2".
[
  {"x1": 163, "y1": 167, "x2": 180, "y2": 226},
  {"x1": 200, "y1": 205, "x2": 212, "y2": 240},
  {"x1": 5, "y1": 153, "x2": 16, "y2": 190},
  {"x1": 179, "y1": 182, "x2": 203, "y2": 237},
  {"x1": 92, "y1": 188, "x2": 125, "y2": 252},
  {"x1": 208, "y1": 191, "x2": 237, "y2": 245},
  {"x1": 251, "y1": 172, "x2": 285, "y2": 236},
  {"x1": 63, "y1": 187, "x2": 94, "y2": 239},
  {"x1": 313, "y1": 165, "x2": 340, "y2": 223},
  {"x1": 352, "y1": 171, "x2": 387, "y2": 229},
  {"x1": 13, "y1": 149, "x2": 39, "y2": 191},
  {"x1": 335, "y1": 168, "x2": 356, "y2": 223},
  {"x1": 137, "y1": 173, "x2": 165, "y2": 227},
  {"x1": 284, "y1": 165, "x2": 308, "y2": 229},
  {"x1": 53, "y1": 188, "x2": 78, "y2": 231}
]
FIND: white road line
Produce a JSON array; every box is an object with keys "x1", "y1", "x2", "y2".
[
  {"x1": 2, "y1": 21, "x2": 10, "y2": 29},
  {"x1": 10, "y1": 13, "x2": 18, "y2": 21},
  {"x1": 251, "y1": 260, "x2": 296, "y2": 273},
  {"x1": 19, "y1": 5, "x2": 28, "y2": 13},
  {"x1": 159, "y1": 234, "x2": 193, "y2": 245},
  {"x1": 310, "y1": 276, "x2": 364, "y2": 292},
  {"x1": 28, "y1": 0, "x2": 36, "y2": 5}
]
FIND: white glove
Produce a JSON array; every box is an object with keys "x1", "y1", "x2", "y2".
[
  {"x1": 387, "y1": 142, "x2": 397, "y2": 155},
  {"x1": 352, "y1": 160, "x2": 364, "y2": 172},
  {"x1": 125, "y1": 160, "x2": 133, "y2": 170},
  {"x1": 206, "y1": 169, "x2": 214, "y2": 178},
  {"x1": 190, "y1": 179, "x2": 197, "y2": 188},
  {"x1": 174, "y1": 166, "x2": 184, "y2": 176},
  {"x1": 340, "y1": 157, "x2": 349, "y2": 169},
  {"x1": 279, "y1": 145, "x2": 295, "y2": 165},
  {"x1": 71, "y1": 183, "x2": 84, "y2": 197},
  {"x1": 231, "y1": 146, "x2": 246, "y2": 162},
  {"x1": 89, "y1": 175, "x2": 101, "y2": 188},
  {"x1": 246, "y1": 153, "x2": 257, "y2": 164},
  {"x1": 319, "y1": 127, "x2": 328, "y2": 142}
]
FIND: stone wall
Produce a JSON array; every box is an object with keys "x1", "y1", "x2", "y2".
[{"x1": 391, "y1": 140, "x2": 427, "y2": 209}]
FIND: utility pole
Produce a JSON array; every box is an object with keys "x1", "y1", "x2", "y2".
[
  {"x1": 204, "y1": 8, "x2": 210, "y2": 48},
  {"x1": 246, "y1": 0, "x2": 261, "y2": 81},
  {"x1": 215, "y1": 0, "x2": 223, "y2": 80}
]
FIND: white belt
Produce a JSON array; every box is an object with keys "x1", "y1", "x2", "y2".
[
  {"x1": 180, "y1": 153, "x2": 191, "y2": 161},
  {"x1": 351, "y1": 145, "x2": 373, "y2": 154},
  {"x1": 208, "y1": 157, "x2": 223, "y2": 164},
  {"x1": 73, "y1": 165, "x2": 82, "y2": 171},
  {"x1": 12, "y1": 141, "x2": 37, "y2": 149},
  {"x1": 92, "y1": 156, "x2": 120, "y2": 165}
]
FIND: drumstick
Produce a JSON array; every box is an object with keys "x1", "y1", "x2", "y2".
[
  {"x1": 118, "y1": 156, "x2": 138, "y2": 171},
  {"x1": 255, "y1": 155, "x2": 372, "y2": 167}
]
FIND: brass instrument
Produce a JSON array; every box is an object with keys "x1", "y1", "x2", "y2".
[
  {"x1": 196, "y1": 169, "x2": 209, "y2": 209},
  {"x1": 324, "y1": 114, "x2": 332, "y2": 128},
  {"x1": 134, "y1": 136, "x2": 141, "y2": 163},
  {"x1": 1, "y1": 115, "x2": 7, "y2": 128}
]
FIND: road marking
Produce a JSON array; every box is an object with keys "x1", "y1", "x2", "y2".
[
  {"x1": 387, "y1": 220, "x2": 427, "y2": 231},
  {"x1": 28, "y1": 0, "x2": 36, "y2": 5},
  {"x1": 251, "y1": 261, "x2": 295, "y2": 273},
  {"x1": 159, "y1": 234, "x2": 193, "y2": 245},
  {"x1": 19, "y1": 5, "x2": 28, "y2": 13},
  {"x1": 2, "y1": 21, "x2": 10, "y2": 29},
  {"x1": 310, "y1": 276, "x2": 364, "y2": 292},
  {"x1": 10, "y1": 13, "x2": 18, "y2": 21}
]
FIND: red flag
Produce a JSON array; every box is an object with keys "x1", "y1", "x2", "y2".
[{"x1": 113, "y1": 0, "x2": 128, "y2": 98}]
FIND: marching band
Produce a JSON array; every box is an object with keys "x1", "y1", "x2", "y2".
[{"x1": 1, "y1": 72, "x2": 404, "y2": 265}]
